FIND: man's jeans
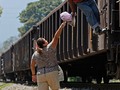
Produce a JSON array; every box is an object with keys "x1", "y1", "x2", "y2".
[{"x1": 77, "y1": 0, "x2": 100, "y2": 29}]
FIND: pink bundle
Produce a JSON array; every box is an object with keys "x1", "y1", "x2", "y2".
[{"x1": 60, "y1": 11, "x2": 72, "y2": 22}]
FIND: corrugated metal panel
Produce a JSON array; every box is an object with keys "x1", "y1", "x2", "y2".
[
  {"x1": 0, "y1": 56, "x2": 2, "y2": 75},
  {"x1": 14, "y1": 35, "x2": 30, "y2": 71},
  {"x1": 3, "y1": 49, "x2": 12, "y2": 73}
]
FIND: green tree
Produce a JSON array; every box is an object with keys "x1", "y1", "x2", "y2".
[
  {"x1": 0, "y1": 6, "x2": 3, "y2": 17},
  {"x1": 18, "y1": 0, "x2": 63, "y2": 36},
  {"x1": 0, "y1": 36, "x2": 19, "y2": 53}
]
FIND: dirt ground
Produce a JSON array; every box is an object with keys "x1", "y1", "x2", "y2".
[
  {"x1": 1, "y1": 83, "x2": 70, "y2": 90},
  {"x1": 1, "y1": 84, "x2": 37, "y2": 90}
]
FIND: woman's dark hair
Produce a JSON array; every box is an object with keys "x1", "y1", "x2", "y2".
[{"x1": 37, "y1": 38, "x2": 45, "y2": 48}]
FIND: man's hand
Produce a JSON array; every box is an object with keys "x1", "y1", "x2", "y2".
[{"x1": 71, "y1": 12, "x2": 77, "y2": 17}]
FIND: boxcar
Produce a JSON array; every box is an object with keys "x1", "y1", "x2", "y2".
[{"x1": 0, "y1": 0, "x2": 120, "y2": 84}]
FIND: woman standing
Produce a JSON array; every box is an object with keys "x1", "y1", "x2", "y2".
[{"x1": 31, "y1": 22, "x2": 66, "y2": 90}]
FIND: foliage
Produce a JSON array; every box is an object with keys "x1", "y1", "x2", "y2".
[
  {"x1": 0, "y1": 36, "x2": 19, "y2": 54},
  {"x1": 0, "y1": 6, "x2": 3, "y2": 17},
  {"x1": 0, "y1": 83, "x2": 13, "y2": 89},
  {"x1": 18, "y1": 0, "x2": 63, "y2": 36}
]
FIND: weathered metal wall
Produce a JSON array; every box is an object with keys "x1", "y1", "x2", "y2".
[
  {"x1": 109, "y1": 0, "x2": 120, "y2": 79},
  {"x1": 3, "y1": 49, "x2": 12, "y2": 73},
  {"x1": 0, "y1": 56, "x2": 2, "y2": 75},
  {"x1": 13, "y1": 35, "x2": 30, "y2": 71}
]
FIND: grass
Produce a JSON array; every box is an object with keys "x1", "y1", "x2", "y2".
[{"x1": 0, "y1": 82, "x2": 13, "y2": 89}]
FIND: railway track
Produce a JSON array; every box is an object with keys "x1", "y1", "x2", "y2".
[
  {"x1": 60, "y1": 82, "x2": 120, "y2": 90},
  {"x1": 1, "y1": 82, "x2": 120, "y2": 90}
]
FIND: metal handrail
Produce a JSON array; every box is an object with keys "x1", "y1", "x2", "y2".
[{"x1": 116, "y1": 0, "x2": 120, "y2": 3}]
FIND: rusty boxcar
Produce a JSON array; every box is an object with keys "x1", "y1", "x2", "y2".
[{"x1": 0, "y1": 0, "x2": 120, "y2": 84}]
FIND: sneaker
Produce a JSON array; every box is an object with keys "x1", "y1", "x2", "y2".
[
  {"x1": 93, "y1": 26, "x2": 103, "y2": 35},
  {"x1": 102, "y1": 27, "x2": 107, "y2": 33},
  {"x1": 67, "y1": 15, "x2": 76, "y2": 27}
]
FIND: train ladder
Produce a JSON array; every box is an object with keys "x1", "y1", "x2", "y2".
[{"x1": 115, "y1": 43, "x2": 120, "y2": 64}]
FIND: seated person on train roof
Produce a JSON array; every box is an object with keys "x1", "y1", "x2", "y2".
[{"x1": 68, "y1": 0, "x2": 105, "y2": 35}]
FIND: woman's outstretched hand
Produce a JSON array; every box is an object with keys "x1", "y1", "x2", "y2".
[{"x1": 61, "y1": 21, "x2": 66, "y2": 28}]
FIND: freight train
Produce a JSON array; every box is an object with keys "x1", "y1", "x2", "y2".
[{"x1": 0, "y1": 0, "x2": 120, "y2": 84}]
